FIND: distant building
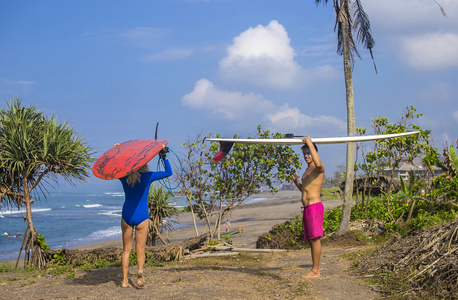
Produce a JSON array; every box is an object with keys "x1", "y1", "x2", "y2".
[
  {"x1": 382, "y1": 157, "x2": 443, "y2": 180},
  {"x1": 281, "y1": 182, "x2": 295, "y2": 190}
]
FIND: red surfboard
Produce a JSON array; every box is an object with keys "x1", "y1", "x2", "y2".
[{"x1": 92, "y1": 139, "x2": 169, "y2": 180}]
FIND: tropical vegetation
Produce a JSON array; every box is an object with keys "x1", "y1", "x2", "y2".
[
  {"x1": 314, "y1": 0, "x2": 447, "y2": 236},
  {"x1": 314, "y1": 0, "x2": 376, "y2": 236},
  {"x1": 0, "y1": 98, "x2": 93, "y2": 269},
  {"x1": 180, "y1": 125, "x2": 301, "y2": 240},
  {"x1": 147, "y1": 184, "x2": 179, "y2": 246}
]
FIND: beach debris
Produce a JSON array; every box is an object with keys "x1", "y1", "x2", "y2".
[
  {"x1": 349, "y1": 219, "x2": 385, "y2": 236},
  {"x1": 355, "y1": 219, "x2": 458, "y2": 299},
  {"x1": 185, "y1": 241, "x2": 287, "y2": 259},
  {"x1": 44, "y1": 233, "x2": 210, "y2": 266}
]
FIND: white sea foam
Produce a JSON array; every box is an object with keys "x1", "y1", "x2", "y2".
[
  {"x1": 87, "y1": 226, "x2": 122, "y2": 240},
  {"x1": 105, "y1": 192, "x2": 124, "y2": 197},
  {"x1": 0, "y1": 208, "x2": 52, "y2": 215},
  {"x1": 98, "y1": 210, "x2": 122, "y2": 217},
  {"x1": 82, "y1": 204, "x2": 102, "y2": 208}
]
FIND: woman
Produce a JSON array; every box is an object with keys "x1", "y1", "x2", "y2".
[{"x1": 119, "y1": 151, "x2": 172, "y2": 288}]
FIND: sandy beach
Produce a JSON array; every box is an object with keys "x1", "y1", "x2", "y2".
[
  {"x1": 3, "y1": 191, "x2": 382, "y2": 300},
  {"x1": 74, "y1": 190, "x2": 342, "y2": 250}
]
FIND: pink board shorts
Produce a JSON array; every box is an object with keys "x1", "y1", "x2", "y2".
[{"x1": 302, "y1": 202, "x2": 324, "y2": 240}]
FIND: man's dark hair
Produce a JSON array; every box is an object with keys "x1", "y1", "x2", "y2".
[{"x1": 301, "y1": 143, "x2": 318, "y2": 152}]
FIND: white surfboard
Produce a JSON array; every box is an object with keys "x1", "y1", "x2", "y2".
[{"x1": 205, "y1": 131, "x2": 420, "y2": 161}]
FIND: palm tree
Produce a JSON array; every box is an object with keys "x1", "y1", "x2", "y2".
[
  {"x1": 0, "y1": 98, "x2": 93, "y2": 268},
  {"x1": 314, "y1": 0, "x2": 376, "y2": 234},
  {"x1": 147, "y1": 184, "x2": 178, "y2": 246},
  {"x1": 314, "y1": 0, "x2": 446, "y2": 234}
]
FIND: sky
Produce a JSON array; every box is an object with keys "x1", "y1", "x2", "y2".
[{"x1": 1, "y1": 0, "x2": 457, "y2": 191}]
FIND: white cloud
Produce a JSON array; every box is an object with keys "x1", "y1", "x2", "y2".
[
  {"x1": 181, "y1": 79, "x2": 275, "y2": 119},
  {"x1": 219, "y1": 20, "x2": 337, "y2": 89},
  {"x1": 400, "y1": 32, "x2": 458, "y2": 69},
  {"x1": 363, "y1": 0, "x2": 457, "y2": 30},
  {"x1": 182, "y1": 79, "x2": 345, "y2": 135},
  {"x1": 143, "y1": 48, "x2": 193, "y2": 62},
  {"x1": 418, "y1": 82, "x2": 454, "y2": 104},
  {"x1": 266, "y1": 104, "x2": 346, "y2": 135},
  {"x1": 84, "y1": 27, "x2": 170, "y2": 48},
  {"x1": 3, "y1": 80, "x2": 37, "y2": 85},
  {"x1": 453, "y1": 111, "x2": 458, "y2": 122}
]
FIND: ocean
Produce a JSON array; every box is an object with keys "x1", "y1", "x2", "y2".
[
  {"x1": 0, "y1": 183, "x2": 272, "y2": 262},
  {"x1": 0, "y1": 183, "x2": 190, "y2": 262}
]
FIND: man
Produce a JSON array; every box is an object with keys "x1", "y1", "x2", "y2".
[{"x1": 292, "y1": 136, "x2": 325, "y2": 278}]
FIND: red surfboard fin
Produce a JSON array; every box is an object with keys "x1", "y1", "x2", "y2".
[{"x1": 213, "y1": 141, "x2": 234, "y2": 162}]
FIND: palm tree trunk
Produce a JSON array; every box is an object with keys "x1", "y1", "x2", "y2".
[
  {"x1": 336, "y1": 0, "x2": 356, "y2": 235},
  {"x1": 15, "y1": 226, "x2": 29, "y2": 268}
]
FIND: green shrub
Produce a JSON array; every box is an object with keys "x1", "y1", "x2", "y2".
[{"x1": 0, "y1": 261, "x2": 13, "y2": 273}]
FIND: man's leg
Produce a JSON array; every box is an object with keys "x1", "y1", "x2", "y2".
[
  {"x1": 121, "y1": 219, "x2": 134, "y2": 287},
  {"x1": 302, "y1": 237, "x2": 321, "y2": 278},
  {"x1": 134, "y1": 219, "x2": 149, "y2": 288}
]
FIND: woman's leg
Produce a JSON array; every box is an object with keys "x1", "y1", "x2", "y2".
[
  {"x1": 121, "y1": 219, "x2": 134, "y2": 287},
  {"x1": 134, "y1": 219, "x2": 149, "y2": 288}
]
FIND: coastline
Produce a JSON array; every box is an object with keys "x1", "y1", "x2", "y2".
[{"x1": 73, "y1": 190, "x2": 342, "y2": 250}]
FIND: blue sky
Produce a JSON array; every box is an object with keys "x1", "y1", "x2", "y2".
[{"x1": 1, "y1": 0, "x2": 457, "y2": 191}]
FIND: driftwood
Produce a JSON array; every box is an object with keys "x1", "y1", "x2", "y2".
[
  {"x1": 356, "y1": 220, "x2": 458, "y2": 299},
  {"x1": 185, "y1": 244, "x2": 287, "y2": 259},
  {"x1": 44, "y1": 233, "x2": 210, "y2": 266}
]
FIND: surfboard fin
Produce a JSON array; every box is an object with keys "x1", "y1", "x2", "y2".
[
  {"x1": 285, "y1": 133, "x2": 303, "y2": 138},
  {"x1": 213, "y1": 141, "x2": 234, "y2": 162}
]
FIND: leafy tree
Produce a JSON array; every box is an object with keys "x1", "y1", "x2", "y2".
[
  {"x1": 147, "y1": 184, "x2": 178, "y2": 246},
  {"x1": 0, "y1": 98, "x2": 93, "y2": 268},
  {"x1": 180, "y1": 126, "x2": 301, "y2": 240},
  {"x1": 355, "y1": 106, "x2": 441, "y2": 224},
  {"x1": 354, "y1": 126, "x2": 381, "y2": 214},
  {"x1": 371, "y1": 105, "x2": 439, "y2": 185}
]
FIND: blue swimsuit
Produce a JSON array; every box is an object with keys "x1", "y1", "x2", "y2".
[{"x1": 119, "y1": 157, "x2": 172, "y2": 226}]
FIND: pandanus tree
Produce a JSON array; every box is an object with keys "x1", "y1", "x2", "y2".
[
  {"x1": 0, "y1": 98, "x2": 93, "y2": 268},
  {"x1": 147, "y1": 184, "x2": 178, "y2": 246}
]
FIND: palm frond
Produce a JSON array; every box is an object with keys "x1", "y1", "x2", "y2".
[
  {"x1": 0, "y1": 98, "x2": 93, "y2": 208},
  {"x1": 353, "y1": 0, "x2": 377, "y2": 73}
]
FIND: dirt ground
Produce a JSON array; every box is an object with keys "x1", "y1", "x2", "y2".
[{"x1": 0, "y1": 243, "x2": 379, "y2": 300}]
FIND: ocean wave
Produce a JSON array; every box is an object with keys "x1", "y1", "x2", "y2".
[
  {"x1": 98, "y1": 210, "x2": 122, "y2": 217},
  {"x1": 0, "y1": 208, "x2": 52, "y2": 215},
  {"x1": 104, "y1": 192, "x2": 124, "y2": 197},
  {"x1": 87, "y1": 226, "x2": 122, "y2": 240},
  {"x1": 82, "y1": 204, "x2": 102, "y2": 208}
]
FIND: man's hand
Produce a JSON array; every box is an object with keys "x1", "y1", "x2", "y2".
[{"x1": 302, "y1": 136, "x2": 312, "y2": 145}]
